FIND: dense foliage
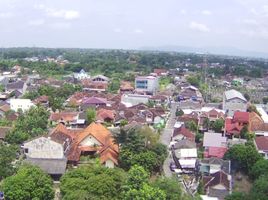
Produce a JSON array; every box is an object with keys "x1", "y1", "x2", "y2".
[
  {"x1": 0, "y1": 143, "x2": 18, "y2": 179},
  {"x1": 60, "y1": 165, "x2": 127, "y2": 200},
  {"x1": 5, "y1": 106, "x2": 49, "y2": 144},
  {"x1": 115, "y1": 127, "x2": 167, "y2": 173},
  {"x1": 224, "y1": 143, "x2": 262, "y2": 173},
  {"x1": 0, "y1": 48, "x2": 267, "y2": 79},
  {"x1": 24, "y1": 83, "x2": 82, "y2": 111},
  {"x1": 151, "y1": 177, "x2": 182, "y2": 200},
  {"x1": 1, "y1": 165, "x2": 54, "y2": 200}
]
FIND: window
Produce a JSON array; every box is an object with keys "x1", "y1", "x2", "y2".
[
  {"x1": 25, "y1": 148, "x2": 29, "y2": 153},
  {"x1": 136, "y1": 80, "x2": 148, "y2": 89}
]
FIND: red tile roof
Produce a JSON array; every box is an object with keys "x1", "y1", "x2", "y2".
[
  {"x1": 255, "y1": 136, "x2": 268, "y2": 152},
  {"x1": 34, "y1": 95, "x2": 49, "y2": 104},
  {"x1": 68, "y1": 122, "x2": 119, "y2": 163},
  {"x1": 96, "y1": 109, "x2": 115, "y2": 122},
  {"x1": 50, "y1": 112, "x2": 78, "y2": 122},
  {"x1": 205, "y1": 147, "x2": 228, "y2": 159},
  {"x1": 173, "y1": 126, "x2": 195, "y2": 141},
  {"x1": 233, "y1": 111, "x2": 250, "y2": 123},
  {"x1": 82, "y1": 97, "x2": 107, "y2": 105}
]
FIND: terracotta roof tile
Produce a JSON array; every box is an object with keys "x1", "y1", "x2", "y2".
[{"x1": 255, "y1": 136, "x2": 268, "y2": 151}]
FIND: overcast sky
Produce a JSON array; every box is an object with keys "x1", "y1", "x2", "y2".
[{"x1": 0, "y1": 0, "x2": 268, "y2": 53}]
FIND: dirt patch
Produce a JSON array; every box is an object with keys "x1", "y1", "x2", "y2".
[{"x1": 233, "y1": 172, "x2": 252, "y2": 193}]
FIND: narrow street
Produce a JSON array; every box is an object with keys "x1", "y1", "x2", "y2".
[{"x1": 160, "y1": 102, "x2": 179, "y2": 177}]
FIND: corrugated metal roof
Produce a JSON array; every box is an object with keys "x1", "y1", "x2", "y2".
[{"x1": 224, "y1": 89, "x2": 246, "y2": 101}]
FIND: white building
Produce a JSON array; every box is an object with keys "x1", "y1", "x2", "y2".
[
  {"x1": 223, "y1": 89, "x2": 247, "y2": 116},
  {"x1": 135, "y1": 76, "x2": 159, "y2": 94},
  {"x1": 121, "y1": 93, "x2": 151, "y2": 107},
  {"x1": 22, "y1": 136, "x2": 68, "y2": 175},
  {"x1": 10, "y1": 99, "x2": 35, "y2": 112},
  {"x1": 74, "y1": 69, "x2": 90, "y2": 80}
]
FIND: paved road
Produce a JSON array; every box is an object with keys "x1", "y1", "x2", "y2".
[{"x1": 160, "y1": 102, "x2": 179, "y2": 177}]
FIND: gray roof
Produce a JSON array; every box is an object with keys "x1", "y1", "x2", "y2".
[
  {"x1": 173, "y1": 139, "x2": 196, "y2": 149},
  {"x1": 224, "y1": 89, "x2": 246, "y2": 102},
  {"x1": 6, "y1": 81, "x2": 24, "y2": 90},
  {"x1": 25, "y1": 157, "x2": 67, "y2": 175},
  {"x1": 203, "y1": 132, "x2": 227, "y2": 148}
]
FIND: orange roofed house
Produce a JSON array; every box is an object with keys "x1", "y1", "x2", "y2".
[{"x1": 63, "y1": 122, "x2": 119, "y2": 168}]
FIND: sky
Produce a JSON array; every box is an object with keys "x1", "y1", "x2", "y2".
[{"x1": 0, "y1": 0, "x2": 268, "y2": 54}]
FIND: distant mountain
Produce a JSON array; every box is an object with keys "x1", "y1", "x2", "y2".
[{"x1": 140, "y1": 45, "x2": 268, "y2": 59}]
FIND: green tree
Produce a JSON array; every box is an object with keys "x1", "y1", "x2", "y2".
[
  {"x1": 126, "y1": 165, "x2": 149, "y2": 190},
  {"x1": 150, "y1": 143, "x2": 168, "y2": 167},
  {"x1": 124, "y1": 183, "x2": 166, "y2": 200},
  {"x1": 247, "y1": 104, "x2": 261, "y2": 116},
  {"x1": 138, "y1": 125, "x2": 159, "y2": 147},
  {"x1": 120, "y1": 119, "x2": 128, "y2": 127},
  {"x1": 186, "y1": 75, "x2": 200, "y2": 87},
  {"x1": 249, "y1": 175, "x2": 268, "y2": 200},
  {"x1": 60, "y1": 165, "x2": 127, "y2": 200},
  {"x1": 108, "y1": 79, "x2": 120, "y2": 93},
  {"x1": 185, "y1": 120, "x2": 198, "y2": 133},
  {"x1": 2, "y1": 165, "x2": 54, "y2": 200},
  {"x1": 147, "y1": 100, "x2": 155, "y2": 108},
  {"x1": 86, "y1": 107, "x2": 96, "y2": 124},
  {"x1": 0, "y1": 143, "x2": 18, "y2": 179},
  {"x1": 212, "y1": 118, "x2": 224, "y2": 132},
  {"x1": 131, "y1": 150, "x2": 159, "y2": 173},
  {"x1": 5, "y1": 106, "x2": 49, "y2": 144},
  {"x1": 197, "y1": 179, "x2": 205, "y2": 194},
  {"x1": 240, "y1": 125, "x2": 250, "y2": 139},
  {"x1": 225, "y1": 192, "x2": 247, "y2": 200},
  {"x1": 49, "y1": 97, "x2": 64, "y2": 112},
  {"x1": 224, "y1": 144, "x2": 262, "y2": 173},
  {"x1": 203, "y1": 117, "x2": 210, "y2": 130},
  {"x1": 249, "y1": 159, "x2": 268, "y2": 180},
  {"x1": 152, "y1": 177, "x2": 182, "y2": 200},
  {"x1": 176, "y1": 109, "x2": 184, "y2": 117}
]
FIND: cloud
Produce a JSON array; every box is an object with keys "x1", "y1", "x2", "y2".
[
  {"x1": 50, "y1": 22, "x2": 71, "y2": 30},
  {"x1": 134, "y1": 29, "x2": 143, "y2": 34},
  {"x1": 180, "y1": 9, "x2": 187, "y2": 15},
  {"x1": 28, "y1": 19, "x2": 45, "y2": 26},
  {"x1": 46, "y1": 9, "x2": 80, "y2": 20},
  {"x1": 35, "y1": 4, "x2": 80, "y2": 20},
  {"x1": 113, "y1": 28, "x2": 122, "y2": 33},
  {"x1": 201, "y1": 10, "x2": 212, "y2": 16},
  {"x1": 189, "y1": 21, "x2": 210, "y2": 32},
  {"x1": 243, "y1": 19, "x2": 258, "y2": 25},
  {"x1": 0, "y1": 12, "x2": 13, "y2": 19}
]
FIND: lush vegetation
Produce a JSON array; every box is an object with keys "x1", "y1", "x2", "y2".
[
  {"x1": 1, "y1": 165, "x2": 54, "y2": 200},
  {"x1": 224, "y1": 143, "x2": 262, "y2": 174},
  {"x1": 60, "y1": 164, "x2": 188, "y2": 200},
  {"x1": 0, "y1": 48, "x2": 267, "y2": 79},
  {"x1": 115, "y1": 127, "x2": 167, "y2": 173},
  {"x1": 224, "y1": 142, "x2": 268, "y2": 200},
  {"x1": 0, "y1": 143, "x2": 18, "y2": 180},
  {"x1": 23, "y1": 83, "x2": 82, "y2": 111},
  {"x1": 5, "y1": 106, "x2": 49, "y2": 144},
  {"x1": 60, "y1": 165, "x2": 127, "y2": 200}
]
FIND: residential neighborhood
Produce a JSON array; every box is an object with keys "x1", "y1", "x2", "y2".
[{"x1": 0, "y1": 51, "x2": 268, "y2": 200}]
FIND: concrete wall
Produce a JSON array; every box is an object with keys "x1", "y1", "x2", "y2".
[{"x1": 24, "y1": 137, "x2": 64, "y2": 159}]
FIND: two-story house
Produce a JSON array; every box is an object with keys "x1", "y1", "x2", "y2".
[{"x1": 223, "y1": 89, "x2": 247, "y2": 116}]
